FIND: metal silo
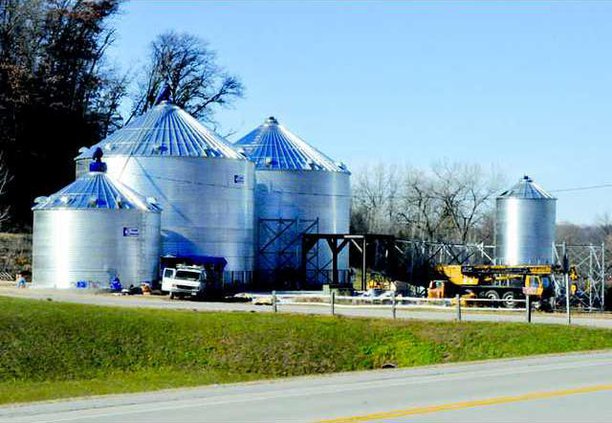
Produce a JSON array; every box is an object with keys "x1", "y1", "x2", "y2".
[
  {"x1": 75, "y1": 94, "x2": 255, "y2": 282},
  {"x1": 495, "y1": 175, "x2": 556, "y2": 265},
  {"x1": 32, "y1": 159, "x2": 161, "y2": 289},
  {"x1": 234, "y1": 117, "x2": 351, "y2": 286}
]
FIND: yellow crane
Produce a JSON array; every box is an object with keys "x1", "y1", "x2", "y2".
[{"x1": 427, "y1": 264, "x2": 578, "y2": 308}]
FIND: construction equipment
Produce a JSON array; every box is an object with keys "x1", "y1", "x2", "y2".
[
  {"x1": 366, "y1": 271, "x2": 410, "y2": 294},
  {"x1": 428, "y1": 264, "x2": 578, "y2": 309}
]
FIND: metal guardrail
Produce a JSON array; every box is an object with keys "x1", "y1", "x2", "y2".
[
  {"x1": 247, "y1": 292, "x2": 535, "y2": 323},
  {"x1": 0, "y1": 271, "x2": 14, "y2": 281}
]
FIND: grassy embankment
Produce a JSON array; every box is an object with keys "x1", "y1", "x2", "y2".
[{"x1": 1, "y1": 296, "x2": 612, "y2": 405}]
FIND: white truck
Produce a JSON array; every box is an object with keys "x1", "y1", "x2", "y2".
[{"x1": 161, "y1": 265, "x2": 211, "y2": 299}]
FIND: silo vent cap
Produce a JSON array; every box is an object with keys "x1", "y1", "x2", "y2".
[
  {"x1": 89, "y1": 161, "x2": 107, "y2": 173},
  {"x1": 152, "y1": 144, "x2": 168, "y2": 154},
  {"x1": 265, "y1": 116, "x2": 279, "y2": 125},
  {"x1": 154, "y1": 83, "x2": 173, "y2": 105}
]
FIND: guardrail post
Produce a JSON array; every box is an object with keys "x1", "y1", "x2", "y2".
[
  {"x1": 392, "y1": 291, "x2": 397, "y2": 320},
  {"x1": 455, "y1": 294, "x2": 461, "y2": 322},
  {"x1": 272, "y1": 290, "x2": 278, "y2": 313},
  {"x1": 525, "y1": 295, "x2": 531, "y2": 323},
  {"x1": 331, "y1": 291, "x2": 335, "y2": 316}
]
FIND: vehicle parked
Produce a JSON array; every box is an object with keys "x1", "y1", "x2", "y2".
[{"x1": 161, "y1": 265, "x2": 219, "y2": 299}]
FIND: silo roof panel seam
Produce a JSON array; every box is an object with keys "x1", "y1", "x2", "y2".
[
  {"x1": 32, "y1": 173, "x2": 161, "y2": 212},
  {"x1": 234, "y1": 118, "x2": 350, "y2": 173},
  {"x1": 75, "y1": 103, "x2": 245, "y2": 160},
  {"x1": 498, "y1": 176, "x2": 555, "y2": 200}
]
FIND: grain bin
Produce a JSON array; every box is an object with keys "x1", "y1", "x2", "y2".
[
  {"x1": 75, "y1": 93, "x2": 255, "y2": 279},
  {"x1": 495, "y1": 175, "x2": 556, "y2": 265},
  {"x1": 234, "y1": 117, "x2": 351, "y2": 285},
  {"x1": 32, "y1": 159, "x2": 161, "y2": 289}
]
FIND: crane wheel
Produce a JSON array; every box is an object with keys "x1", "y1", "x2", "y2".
[
  {"x1": 483, "y1": 290, "x2": 500, "y2": 307},
  {"x1": 501, "y1": 291, "x2": 517, "y2": 308}
]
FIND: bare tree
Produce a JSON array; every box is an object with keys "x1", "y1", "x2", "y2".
[
  {"x1": 395, "y1": 168, "x2": 449, "y2": 240},
  {"x1": 351, "y1": 161, "x2": 504, "y2": 243},
  {"x1": 596, "y1": 212, "x2": 612, "y2": 239},
  {"x1": 0, "y1": 0, "x2": 125, "y2": 226},
  {"x1": 130, "y1": 31, "x2": 243, "y2": 123},
  {"x1": 92, "y1": 69, "x2": 129, "y2": 137},
  {"x1": 351, "y1": 163, "x2": 399, "y2": 234},
  {"x1": 0, "y1": 153, "x2": 12, "y2": 228},
  {"x1": 432, "y1": 161, "x2": 504, "y2": 243},
  {"x1": 556, "y1": 223, "x2": 591, "y2": 245}
]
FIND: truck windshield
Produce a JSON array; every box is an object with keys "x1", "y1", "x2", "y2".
[{"x1": 175, "y1": 271, "x2": 200, "y2": 281}]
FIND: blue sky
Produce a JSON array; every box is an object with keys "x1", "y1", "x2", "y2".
[{"x1": 108, "y1": 1, "x2": 612, "y2": 224}]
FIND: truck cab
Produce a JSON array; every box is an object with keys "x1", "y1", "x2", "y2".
[
  {"x1": 159, "y1": 255, "x2": 227, "y2": 300},
  {"x1": 162, "y1": 265, "x2": 212, "y2": 299}
]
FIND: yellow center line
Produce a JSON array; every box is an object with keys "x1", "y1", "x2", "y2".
[{"x1": 319, "y1": 384, "x2": 612, "y2": 423}]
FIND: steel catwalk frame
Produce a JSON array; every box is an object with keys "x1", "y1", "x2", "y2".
[
  {"x1": 257, "y1": 217, "x2": 319, "y2": 288},
  {"x1": 552, "y1": 243, "x2": 605, "y2": 311},
  {"x1": 394, "y1": 240, "x2": 496, "y2": 281},
  {"x1": 301, "y1": 234, "x2": 395, "y2": 289}
]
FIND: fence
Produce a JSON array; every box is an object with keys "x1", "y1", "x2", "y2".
[{"x1": 256, "y1": 292, "x2": 537, "y2": 323}]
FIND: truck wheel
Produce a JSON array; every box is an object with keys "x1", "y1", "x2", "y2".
[
  {"x1": 501, "y1": 291, "x2": 517, "y2": 308},
  {"x1": 483, "y1": 290, "x2": 500, "y2": 307},
  {"x1": 169, "y1": 292, "x2": 175, "y2": 300}
]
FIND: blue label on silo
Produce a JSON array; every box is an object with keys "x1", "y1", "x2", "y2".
[
  {"x1": 234, "y1": 174, "x2": 245, "y2": 184},
  {"x1": 122, "y1": 227, "x2": 139, "y2": 237}
]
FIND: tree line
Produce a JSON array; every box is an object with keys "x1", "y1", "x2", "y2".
[
  {"x1": 350, "y1": 161, "x2": 504, "y2": 245},
  {"x1": 0, "y1": 0, "x2": 243, "y2": 229}
]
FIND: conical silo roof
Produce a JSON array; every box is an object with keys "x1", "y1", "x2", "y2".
[
  {"x1": 498, "y1": 175, "x2": 555, "y2": 200},
  {"x1": 234, "y1": 117, "x2": 349, "y2": 172},
  {"x1": 76, "y1": 101, "x2": 245, "y2": 160},
  {"x1": 33, "y1": 163, "x2": 161, "y2": 211}
]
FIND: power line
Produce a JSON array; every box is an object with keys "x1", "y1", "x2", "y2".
[{"x1": 550, "y1": 183, "x2": 612, "y2": 193}]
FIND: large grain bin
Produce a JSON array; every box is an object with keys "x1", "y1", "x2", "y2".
[
  {"x1": 495, "y1": 175, "x2": 556, "y2": 265},
  {"x1": 75, "y1": 94, "x2": 255, "y2": 279},
  {"x1": 32, "y1": 160, "x2": 161, "y2": 289},
  {"x1": 234, "y1": 117, "x2": 351, "y2": 285}
]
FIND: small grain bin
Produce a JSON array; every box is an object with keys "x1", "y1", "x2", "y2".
[
  {"x1": 32, "y1": 158, "x2": 161, "y2": 289},
  {"x1": 235, "y1": 117, "x2": 351, "y2": 285},
  {"x1": 495, "y1": 175, "x2": 556, "y2": 265}
]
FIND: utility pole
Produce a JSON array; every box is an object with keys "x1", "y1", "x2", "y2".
[{"x1": 563, "y1": 253, "x2": 571, "y2": 325}]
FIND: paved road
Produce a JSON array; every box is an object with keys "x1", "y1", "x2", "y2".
[
  {"x1": 1, "y1": 351, "x2": 610, "y2": 422},
  {"x1": 2, "y1": 287, "x2": 611, "y2": 328}
]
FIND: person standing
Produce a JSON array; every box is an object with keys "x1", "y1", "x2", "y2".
[{"x1": 16, "y1": 272, "x2": 26, "y2": 288}]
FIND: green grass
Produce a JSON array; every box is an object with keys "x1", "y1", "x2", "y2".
[{"x1": 1, "y1": 296, "x2": 611, "y2": 405}]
